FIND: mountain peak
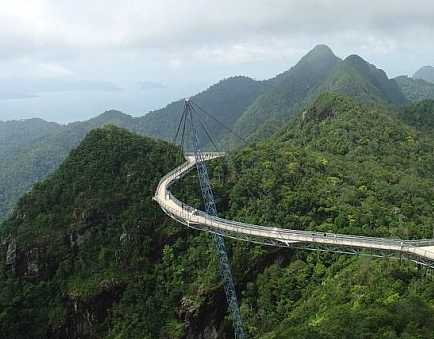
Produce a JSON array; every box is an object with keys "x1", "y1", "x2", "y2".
[
  {"x1": 97, "y1": 109, "x2": 129, "y2": 120},
  {"x1": 296, "y1": 44, "x2": 340, "y2": 69},
  {"x1": 88, "y1": 110, "x2": 133, "y2": 126},
  {"x1": 304, "y1": 44, "x2": 337, "y2": 60},
  {"x1": 344, "y1": 54, "x2": 367, "y2": 65},
  {"x1": 340, "y1": 54, "x2": 407, "y2": 104},
  {"x1": 414, "y1": 66, "x2": 434, "y2": 83}
]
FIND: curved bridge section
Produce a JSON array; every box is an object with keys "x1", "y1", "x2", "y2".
[{"x1": 154, "y1": 153, "x2": 434, "y2": 268}]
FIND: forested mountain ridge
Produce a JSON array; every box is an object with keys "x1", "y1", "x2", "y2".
[
  {"x1": 2, "y1": 96, "x2": 434, "y2": 338},
  {"x1": 231, "y1": 45, "x2": 341, "y2": 141},
  {"x1": 231, "y1": 46, "x2": 409, "y2": 143},
  {"x1": 136, "y1": 76, "x2": 267, "y2": 142},
  {"x1": 316, "y1": 55, "x2": 407, "y2": 105},
  {"x1": 0, "y1": 110, "x2": 138, "y2": 223},
  {"x1": 0, "y1": 126, "x2": 188, "y2": 338},
  {"x1": 225, "y1": 93, "x2": 434, "y2": 240},
  {"x1": 1, "y1": 45, "x2": 433, "y2": 223},
  {"x1": 0, "y1": 118, "x2": 62, "y2": 156},
  {"x1": 0, "y1": 76, "x2": 266, "y2": 222},
  {"x1": 214, "y1": 93, "x2": 434, "y2": 337}
]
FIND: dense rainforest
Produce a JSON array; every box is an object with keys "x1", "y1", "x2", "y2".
[
  {"x1": 2, "y1": 45, "x2": 434, "y2": 223},
  {"x1": 2, "y1": 93, "x2": 434, "y2": 338}
]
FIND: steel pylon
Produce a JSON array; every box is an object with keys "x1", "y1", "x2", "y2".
[{"x1": 184, "y1": 99, "x2": 246, "y2": 339}]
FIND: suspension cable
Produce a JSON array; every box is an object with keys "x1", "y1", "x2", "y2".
[{"x1": 191, "y1": 101, "x2": 247, "y2": 145}]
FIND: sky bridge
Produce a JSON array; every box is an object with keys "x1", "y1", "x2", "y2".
[{"x1": 154, "y1": 152, "x2": 434, "y2": 269}]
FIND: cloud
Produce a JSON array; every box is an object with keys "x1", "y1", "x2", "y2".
[
  {"x1": 0, "y1": 78, "x2": 121, "y2": 101},
  {"x1": 138, "y1": 81, "x2": 166, "y2": 90},
  {"x1": 1, "y1": 0, "x2": 434, "y2": 57},
  {"x1": 0, "y1": 0, "x2": 432, "y2": 83},
  {"x1": 0, "y1": 91, "x2": 37, "y2": 100},
  {"x1": 1, "y1": 1, "x2": 434, "y2": 121}
]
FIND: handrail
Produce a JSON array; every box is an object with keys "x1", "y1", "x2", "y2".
[{"x1": 154, "y1": 153, "x2": 434, "y2": 265}]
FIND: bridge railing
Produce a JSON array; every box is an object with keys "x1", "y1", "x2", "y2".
[
  {"x1": 163, "y1": 187, "x2": 405, "y2": 248},
  {"x1": 184, "y1": 152, "x2": 226, "y2": 159},
  {"x1": 155, "y1": 159, "x2": 434, "y2": 261},
  {"x1": 405, "y1": 239, "x2": 434, "y2": 247}
]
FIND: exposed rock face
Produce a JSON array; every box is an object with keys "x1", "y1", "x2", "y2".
[
  {"x1": 304, "y1": 104, "x2": 337, "y2": 122},
  {"x1": 2, "y1": 237, "x2": 40, "y2": 277},
  {"x1": 25, "y1": 248, "x2": 40, "y2": 277},
  {"x1": 5, "y1": 237, "x2": 16, "y2": 268},
  {"x1": 54, "y1": 287, "x2": 125, "y2": 339},
  {"x1": 181, "y1": 292, "x2": 229, "y2": 339}
]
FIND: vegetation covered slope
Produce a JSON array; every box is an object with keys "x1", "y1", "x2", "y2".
[
  {"x1": 232, "y1": 45, "x2": 341, "y2": 141},
  {"x1": 399, "y1": 99, "x2": 434, "y2": 133},
  {"x1": 0, "y1": 111, "x2": 139, "y2": 223},
  {"x1": 0, "y1": 45, "x2": 412, "y2": 222},
  {"x1": 213, "y1": 94, "x2": 434, "y2": 337},
  {"x1": 136, "y1": 76, "x2": 267, "y2": 142},
  {"x1": 2, "y1": 96, "x2": 434, "y2": 338},
  {"x1": 0, "y1": 77, "x2": 266, "y2": 222},
  {"x1": 0, "y1": 118, "x2": 62, "y2": 157},
  {"x1": 316, "y1": 55, "x2": 407, "y2": 105},
  {"x1": 394, "y1": 76, "x2": 434, "y2": 102},
  {"x1": 224, "y1": 94, "x2": 434, "y2": 239},
  {"x1": 0, "y1": 126, "x2": 191, "y2": 338}
]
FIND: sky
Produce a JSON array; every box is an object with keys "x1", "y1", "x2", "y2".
[{"x1": 0, "y1": 0, "x2": 433, "y2": 123}]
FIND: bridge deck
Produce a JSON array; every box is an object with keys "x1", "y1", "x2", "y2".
[{"x1": 154, "y1": 153, "x2": 434, "y2": 267}]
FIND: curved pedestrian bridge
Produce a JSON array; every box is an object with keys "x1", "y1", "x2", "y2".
[{"x1": 154, "y1": 153, "x2": 434, "y2": 268}]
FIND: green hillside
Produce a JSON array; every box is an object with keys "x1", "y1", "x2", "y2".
[
  {"x1": 137, "y1": 76, "x2": 267, "y2": 143},
  {"x1": 315, "y1": 55, "x2": 407, "y2": 105},
  {"x1": 224, "y1": 94, "x2": 434, "y2": 239},
  {"x1": 232, "y1": 45, "x2": 341, "y2": 141},
  {"x1": 0, "y1": 46, "x2": 418, "y2": 225},
  {"x1": 0, "y1": 77, "x2": 266, "y2": 222},
  {"x1": 0, "y1": 127, "x2": 187, "y2": 337},
  {"x1": 2, "y1": 96, "x2": 434, "y2": 338},
  {"x1": 399, "y1": 100, "x2": 434, "y2": 133},
  {"x1": 0, "y1": 111, "x2": 138, "y2": 223},
  {"x1": 0, "y1": 119, "x2": 62, "y2": 156},
  {"x1": 219, "y1": 94, "x2": 434, "y2": 337}
]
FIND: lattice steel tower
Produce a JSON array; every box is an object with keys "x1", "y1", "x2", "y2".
[{"x1": 184, "y1": 99, "x2": 246, "y2": 339}]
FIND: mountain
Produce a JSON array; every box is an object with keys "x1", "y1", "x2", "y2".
[
  {"x1": 0, "y1": 110, "x2": 138, "y2": 223},
  {"x1": 394, "y1": 75, "x2": 434, "y2": 102},
  {"x1": 219, "y1": 94, "x2": 434, "y2": 336},
  {"x1": 414, "y1": 66, "x2": 434, "y2": 83},
  {"x1": 137, "y1": 76, "x2": 267, "y2": 143},
  {"x1": 317, "y1": 55, "x2": 407, "y2": 105},
  {"x1": 226, "y1": 93, "x2": 434, "y2": 239},
  {"x1": 231, "y1": 45, "x2": 407, "y2": 142},
  {"x1": 232, "y1": 45, "x2": 341, "y2": 140},
  {"x1": 2, "y1": 98, "x2": 434, "y2": 338},
  {"x1": 0, "y1": 126, "x2": 189, "y2": 338},
  {"x1": 0, "y1": 76, "x2": 267, "y2": 222},
  {"x1": 0, "y1": 45, "x2": 413, "y2": 221},
  {"x1": 0, "y1": 118, "x2": 62, "y2": 156}
]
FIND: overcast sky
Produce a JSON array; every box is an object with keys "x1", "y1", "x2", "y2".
[{"x1": 1, "y1": 0, "x2": 433, "y2": 123}]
